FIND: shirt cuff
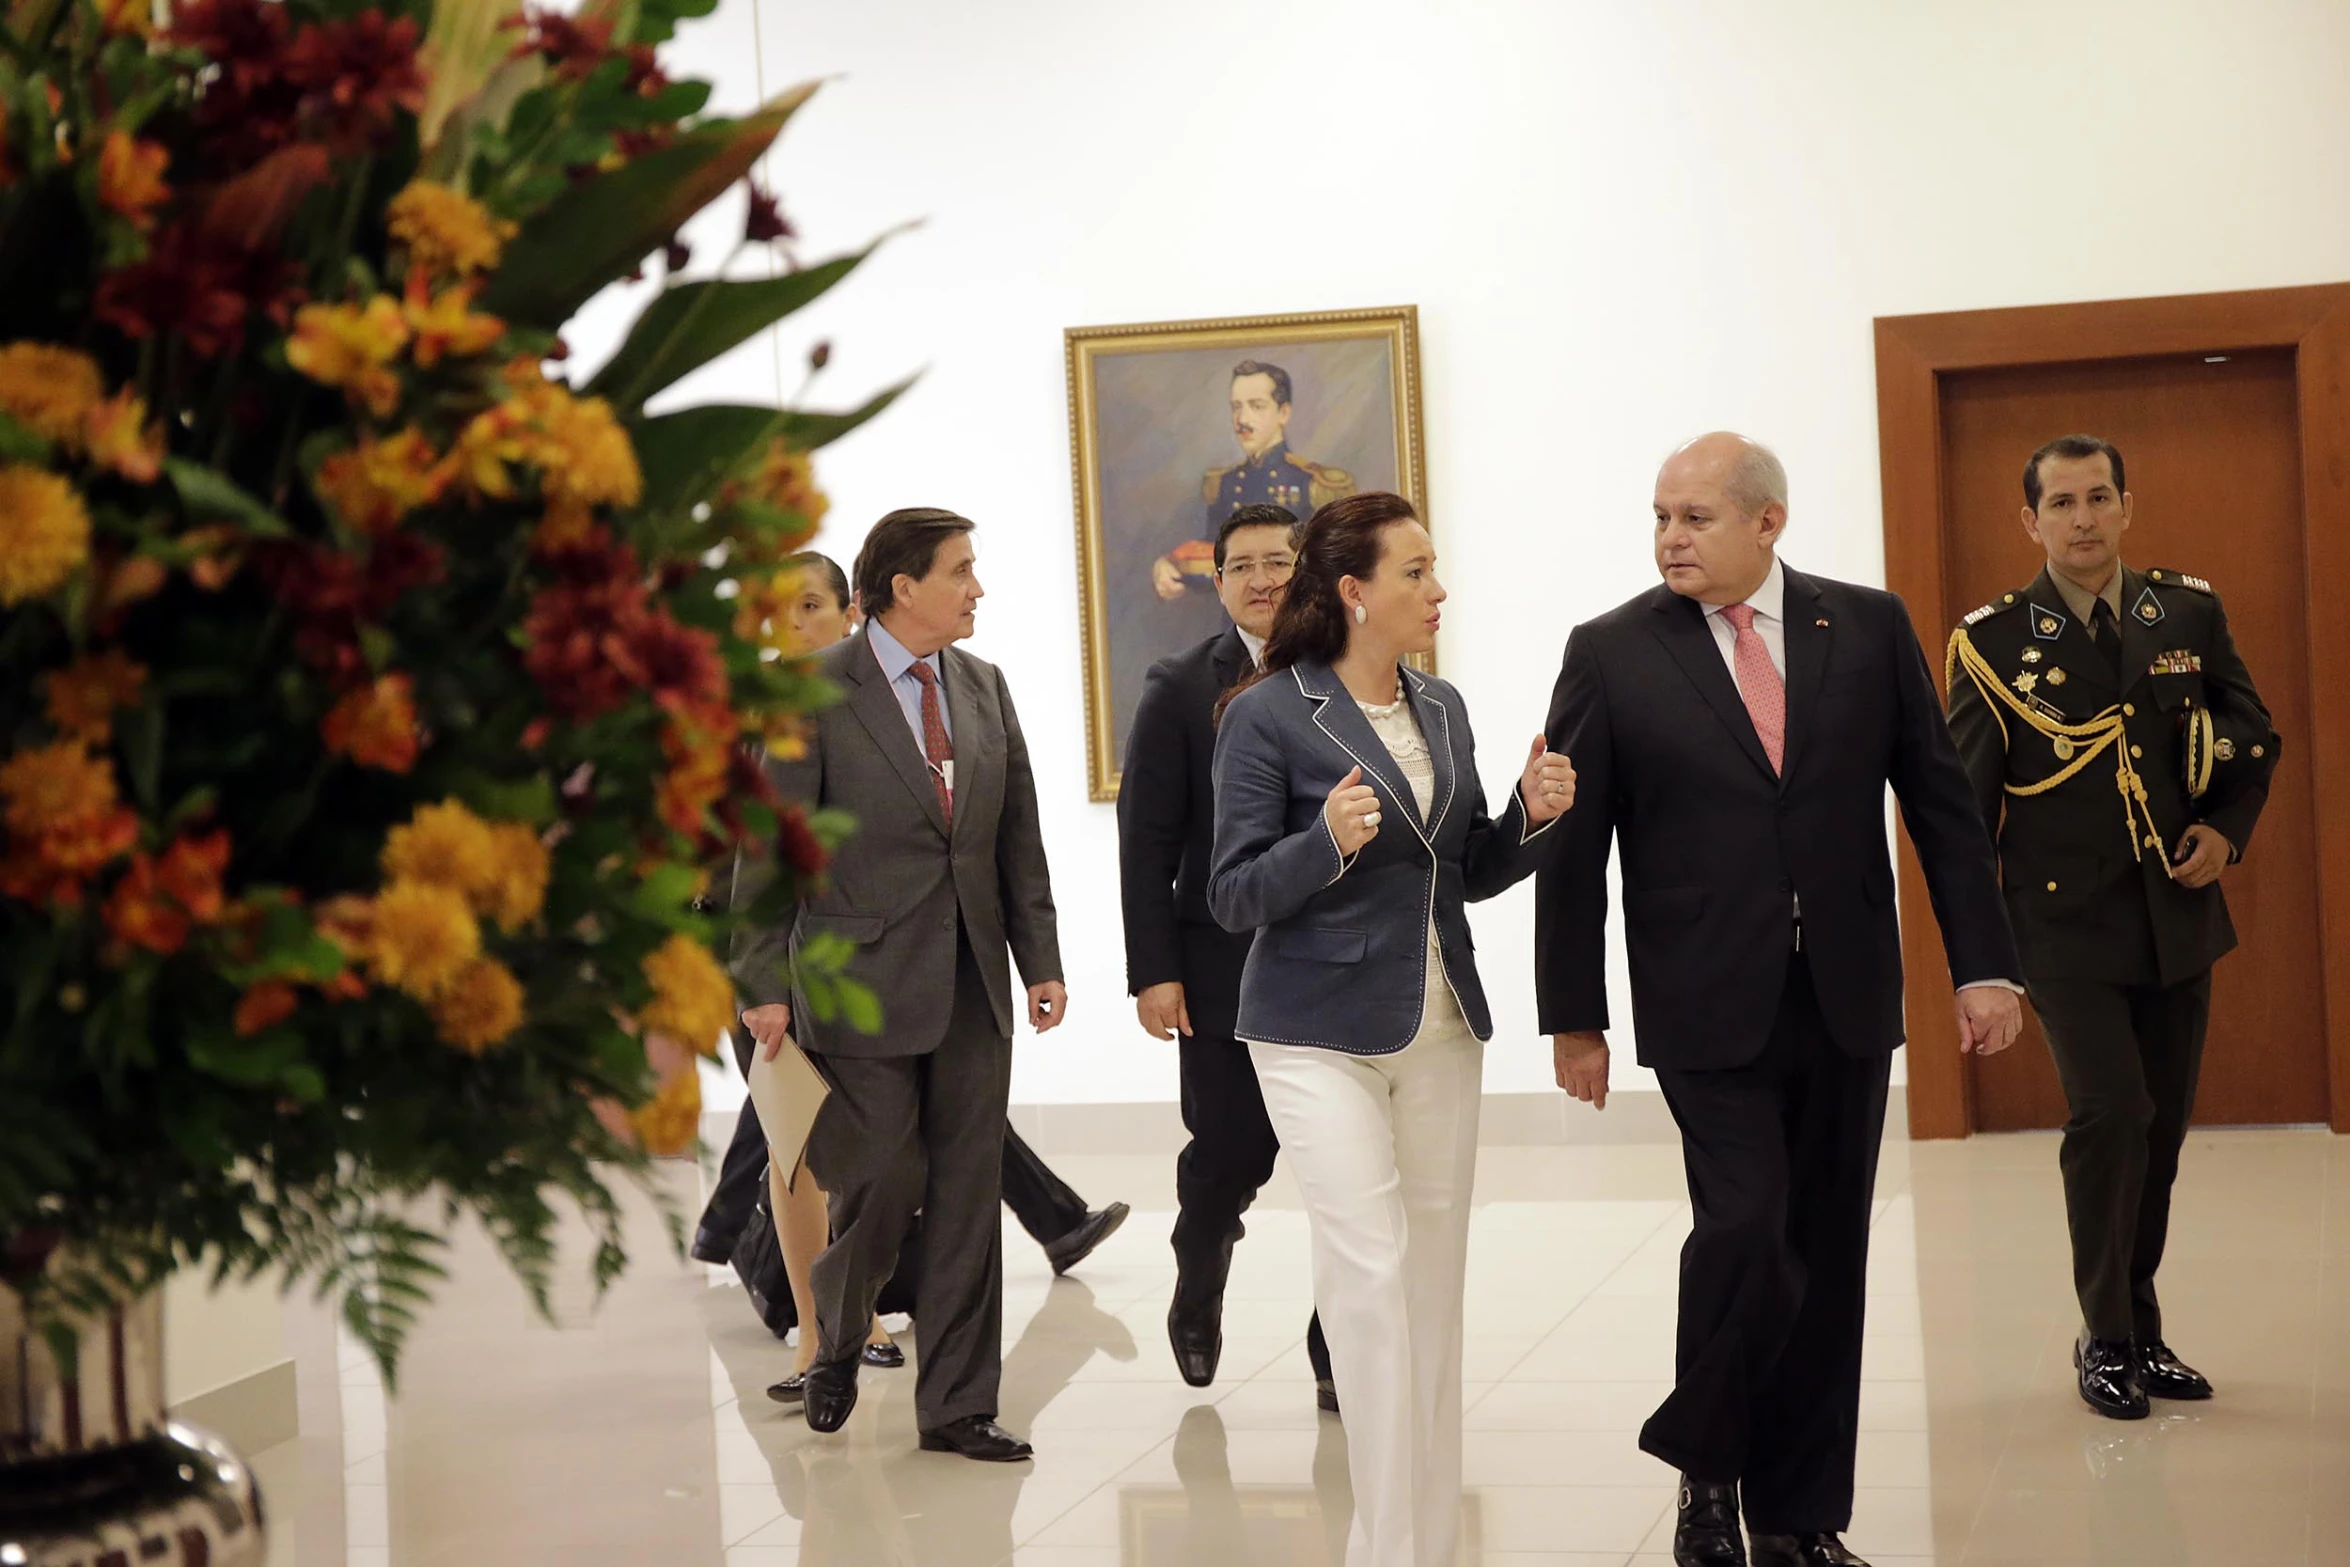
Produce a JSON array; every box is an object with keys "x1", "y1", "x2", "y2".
[{"x1": 1958, "y1": 979, "x2": 2026, "y2": 995}]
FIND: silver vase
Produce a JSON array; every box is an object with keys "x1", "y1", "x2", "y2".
[{"x1": 0, "y1": 1279, "x2": 266, "y2": 1567}]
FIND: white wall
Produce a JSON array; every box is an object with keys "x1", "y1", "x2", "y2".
[
  {"x1": 643, "y1": 0, "x2": 2350, "y2": 1105},
  {"x1": 164, "y1": 1266, "x2": 288, "y2": 1407}
]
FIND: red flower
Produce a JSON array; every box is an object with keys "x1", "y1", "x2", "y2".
[
  {"x1": 615, "y1": 612, "x2": 728, "y2": 720},
  {"x1": 284, "y1": 11, "x2": 426, "y2": 154},
  {"x1": 167, "y1": 0, "x2": 303, "y2": 171},
  {"x1": 166, "y1": 0, "x2": 291, "y2": 89},
  {"x1": 743, "y1": 184, "x2": 792, "y2": 245},
  {"x1": 95, "y1": 224, "x2": 298, "y2": 358},
  {"x1": 258, "y1": 535, "x2": 447, "y2": 683},
  {"x1": 521, "y1": 545, "x2": 654, "y2": 721},
  {"x1": 507, "y1": 8, "x2": 615, "y2": 80},
  {"x1": 776, "y1": 802, "x2": 828, "y2": 883}
]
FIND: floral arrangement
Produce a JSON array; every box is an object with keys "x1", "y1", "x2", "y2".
[{"x1": 0, "y1": 0, "x2": 894, "y2": 1376}]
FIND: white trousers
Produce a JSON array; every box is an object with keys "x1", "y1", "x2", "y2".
[{"x1": 1249, "y1": 1022, "x2": 1483, "y2": 1567}]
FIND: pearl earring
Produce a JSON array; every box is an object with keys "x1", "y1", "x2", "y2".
[{"x1": 1353, "y1": 604, "x2": 1367, "y2": 626}]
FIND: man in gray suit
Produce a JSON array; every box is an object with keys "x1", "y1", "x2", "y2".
[{"x1": 733, "y1": 507, "x2": 1066, "y2": 1462}]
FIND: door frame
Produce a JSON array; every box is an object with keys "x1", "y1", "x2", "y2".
[{"x1": 1875, "y1": 283, "x2": 2350, "y2": 1138}]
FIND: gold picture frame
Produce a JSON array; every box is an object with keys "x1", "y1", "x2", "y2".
[{"x1": 1065, "y1": 304, "x2": 1428, "y2": 801}]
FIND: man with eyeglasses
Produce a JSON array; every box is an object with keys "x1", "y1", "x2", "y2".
[{"x1": 1119, "y1": 503, "x2": 1335, "y2": 1411}]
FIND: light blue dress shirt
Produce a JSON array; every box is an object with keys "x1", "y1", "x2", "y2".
[{"x1": 866, "y1": 618, "x2": 952, "y2": 750}]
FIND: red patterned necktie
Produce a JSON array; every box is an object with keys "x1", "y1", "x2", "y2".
[
  {"x1": 1719, "y1": 602, "x2": 1785, "y2": 775},
  {"x1": 907, "y1": 661, "x2": 954, "y2": 823}
]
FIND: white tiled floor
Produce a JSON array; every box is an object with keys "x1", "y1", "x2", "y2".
[{"x1": 240, "y1": 1115, "x2": 2350, "y2": 1565}]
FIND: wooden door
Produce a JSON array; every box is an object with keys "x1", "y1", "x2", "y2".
[{"x1": 1935, "y1": 351, "x2": 2326, "y2": 1128}]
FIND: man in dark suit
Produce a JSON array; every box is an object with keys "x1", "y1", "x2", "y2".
[
  {"x1": 732, "y1": 508, "x2": 1065, "y2": 1463},
  {"x1": 1945, "y1": 434, "x2": 2279, "y2": 1420},
  {"x1": 1536, "y1": 434, "x2": 2025, "y2": 1567},
  {"x1": 1117, "y1": 504, "x2": 1333, "y2": 1406}
]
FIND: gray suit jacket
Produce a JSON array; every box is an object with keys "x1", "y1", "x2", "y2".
[{"x1": 730, "y1": 631, "x2": 1062, "y2": 1058}]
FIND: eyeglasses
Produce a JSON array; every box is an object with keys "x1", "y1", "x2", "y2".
[{"x1": 1219, "y1": 556, "x2": 1297, "y2": 583}]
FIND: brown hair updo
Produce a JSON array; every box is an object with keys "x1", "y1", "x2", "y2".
[{"x1": 1217, "y1": 490, "x2": 1420, "y2": 719}]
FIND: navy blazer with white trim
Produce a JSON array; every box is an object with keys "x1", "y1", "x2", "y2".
[{"x1": 1207, "y1": 659, "x2": 1555, "y2": 1056}]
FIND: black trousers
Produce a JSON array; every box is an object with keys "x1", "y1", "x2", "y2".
[
  {"x1": 2027, "y1": 969, "x2": 2211, "y2": 1343},
  {"x1": 698, "y1": 1028, "x2": 1090, "y2": 1257},
  {"x1": 1173, "y1": 1022, "x2": 1332, "y2": 1384},
  {"x1": 802, "y1": 937, "x2": 1013, "y2": 1431},
  {"x1": 1645, "y1": 951, "x2": 1890, "y2": 1535}
]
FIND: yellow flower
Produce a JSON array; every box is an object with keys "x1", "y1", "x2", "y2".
[
  {"x1": 638, "y1": 932, "x2": 732, "y2": 1056},
  {"x1": 0, "y1": 466, "x2": 92, "y2": 606},
  {"x1": 629, "y1": 1067, "x2": 702, "y2": 1156},
  {"x1": 431, "y1": 957, "x2": 525, "y2": 1053},
  {"x1": 731, "y1": 570, "x2": 792, "y2": 644},
  {"x1": 448, "y1": 375, "x2": 641, "y2": 518},
  {"x1": 43, "y1": 650, "x2": 147, "y2": 741},
  {"x1": 97, "y1": 131, "x2": 170, "y2": 231},
  {"x1": 749, "y1": 442, "x2": 828, "y2": 528},
  {"x1": 381, "y1": 798, "x2": 496, "y2": 893},
  {"x1": 0, "y1": 343, "x2": 104, "y2": 445},
  {"x1": 403, "y1": 281, "x2": 505, "y2": 368},
  {"x1": 96, "y1": 0, "x2": 150, "y2": 38},
  {"x1": 313, "y1": 427, "x2": 442, "y2": 533},
  {"x1": 83, "y1": 387, "x2": 162, "y2": 483},
  {"x1": 321, "y1": 672, "x2": 421, "y2": 773},
  {"x1": 367, "y1": 879, "x2": 480, "y2": 1000},
  {"x1": 479, "y1": 822, "x2": 550, "y2": 932},
  {"x1": 285, "y1": 297, "x2": 409, "y2": 418},
  {"x1": 387, "y1": 179, "x2": 516, "y2": 280}
]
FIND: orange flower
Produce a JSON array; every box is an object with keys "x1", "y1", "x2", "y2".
[
  {"x1": 98, "y1": 131, "x2": 171, "y2": 230},
  {"x1": 730, "y1": 570, "x2": 792, "y2": 644},
  {"x1": 655, "y1": 719, "x2": 731, "y2": 836},
  {"x1": 285, "y1": 297, "x2": 409, "y2": 417},
  {"x1": 322, "y1": 673, "x2": 421, "y2": 772},
  {"x1": 628, "y1": 1065, "x2": 702, "y2": 1156},
  {"x1": 313, "y1": 427, "x2": 441, "y2": 533},
  {"x1": 446, "y1": 374, "x2": 639, "y2": 514},
  {"x1": 0, "y1": 740, "x2": 117, "y2": 839},
  {"x1": 181, "y1": 525, "x2": 248, "y2": 591},
  {"x1": 43, "y1": 650, "x2": 147, "y2": 741},
  {"x1": 102, "y1": 831, "x2": 227, "y2": 956},
  {"x1": 402, "y1": 279, "x2": 505, "y2": 367},
  {"x1": 234, "y1": 979, "x2": 300, "y2": 1037},
  {"x1": 386, "y1": 179, "x2": 515, "y2": 280},
  {"x1": 430, "y1": 957, "x2": 524, "y2": 1052},
  {"x1": 83, "y1": 387, "x2": 163, "y2": 483},
  {"x1": 96, "y1": 0, "x2": 151, "y2": 37}
]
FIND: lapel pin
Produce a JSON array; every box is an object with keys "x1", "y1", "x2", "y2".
[{"x1": 1815, "y1": 618, "x2": 1830, "y2": 628}]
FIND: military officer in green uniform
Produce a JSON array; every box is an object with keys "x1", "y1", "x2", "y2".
[
  {"x1": 1149, "y1": 359, "x2": 1354, "y2": 601},
  {"x1": 1945, "y1": 434, "x2": 2280, "y2": 1422}
]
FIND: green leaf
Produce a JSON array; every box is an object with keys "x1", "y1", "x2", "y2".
[
  {"x1": 479, "y1": 82, "x2": 821, "y2": 332},
  {"x1": 629, "y1": 380, "x2": 914, "y2": 520},
  {"x1": 585, "y1": 238, "x2": 892, "y2": 411},
  {"x1": 0, "y1": 409, "x2": 51, "y2": 462},
  {"x1": 628, "y1": 863, "x2": 701, "y2": 924},
  {"x1": 166, "y1": 459, "x2": 293, "y2": 537},
  {"x1": 834, "y1": 977, "x2": 882, "y2": 1035},
  {"x1": 185, "y1": 1025, "x2": 308, "y2": 1088}
]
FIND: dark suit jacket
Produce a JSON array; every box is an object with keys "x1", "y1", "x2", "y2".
[
  {"x1": 1946, "y1": 564, "x2": 2279, "y2": 987},
  {"x1": 1210, "y1": 660, "x2": 1553, "y2": 1055},
  {"x1": 1116, "y1": 627, "x2": 1256, "y2": 1038},
  {"x1": 730, "y1": 631, "x2": 1061, "y2": 1058},
  {"x1": 1535, "y1": 568, "x2": 2018, "y2": 1071}
]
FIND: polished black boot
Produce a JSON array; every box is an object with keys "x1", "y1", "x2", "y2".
[
  {"x1": 1673, "y1": 1476, "x2": 1746, "y2": 1567},
  {"x1": 2074, "y1": 1328, "x2": 2149, "y2": 1420},
  {"x1": 2137, "y1": 1339, "x2": 2213, "y2": 1401},
  {"x1": 1167, "y1": 1235, "x2": 1235, "y2": 1388},
  {"x1": 1750, "y1": 1533, "x2": 1872, "y2": 1567}
]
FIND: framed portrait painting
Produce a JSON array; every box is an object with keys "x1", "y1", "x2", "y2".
[{"x1": 1066, "y1": 304, "x2": 1427, "y2": 800}]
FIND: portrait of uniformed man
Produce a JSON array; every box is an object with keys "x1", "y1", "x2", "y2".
[
  {"x1": 1944, "y1": 432, "x2": 2281, "y2": 1422},
  {"x1": 1148, "y1": 359, "x2": 1355, "y2": 603}
]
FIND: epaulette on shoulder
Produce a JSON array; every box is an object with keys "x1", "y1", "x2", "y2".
[
  {"x1": 1283, "y1": 451, "x2": 1327, "y2": 476},
  {"x1": 2145, "y1": 568, "x2": 2214, "y2": 595},
  {"x1": 1962, "y1": 591, "x2": 2028, "y2": 628},
  {"x1": 1201, "y1": 463, "x2": 1235, "y2": 503}
]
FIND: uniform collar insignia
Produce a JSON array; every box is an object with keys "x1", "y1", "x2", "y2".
[
  {"x1": 2133, "y1": 586, "x2": 2164, "y2": 625},
  {"x1": 2031, "y1": 603, "x2": 2067, "y2": 641}
]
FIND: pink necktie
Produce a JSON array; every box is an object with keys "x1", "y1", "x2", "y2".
[{"x1": 1719, "y1": 603, "x2": 1785, "y2": 775}]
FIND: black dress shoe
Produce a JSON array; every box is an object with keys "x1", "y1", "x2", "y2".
[
  {"x1": 1673, "y1": 1476, "x2": 1746, "y2": 1566},
  {"x1": 861, "y1": 1340, "x2": 905, "y2": 1369},
  {"x1": 2074, "y1": 1328, "x2": 2149, "y2": 1420},
  {"x1": 765, "y1": 1372, "x2": 805, "y2": 1406},
  {"x1": 918, "y1": 1415, "x2": 1034, "y2": 1462},
  {"x1": 1750, "y1": 1533, "x2": 1872, "y2": 1567},
  {"x1": 689, "y1": 1224, "x2": 739, "y2": 1265},
  {"x1": 1168, "y1": 1238, "x2": 1235, "y2": 1388},
  {"x1": 2138, "y1": 1339, "x2": 2213, "y2": 1400},
  {"x1": 1315, "y1": 1379, "x2": 1340, "y2": 1415},
  {"x1": 802, "y1": 1351, "x2": 860, "y2": 1432},
  {"x1": 1045, "y1": 1202, "x2": 1131, "y2": 1276}
]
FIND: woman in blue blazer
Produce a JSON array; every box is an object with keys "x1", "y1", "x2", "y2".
[{"x1": 1210, "y1": 492, "x2": 1576, "y2": 1567}]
